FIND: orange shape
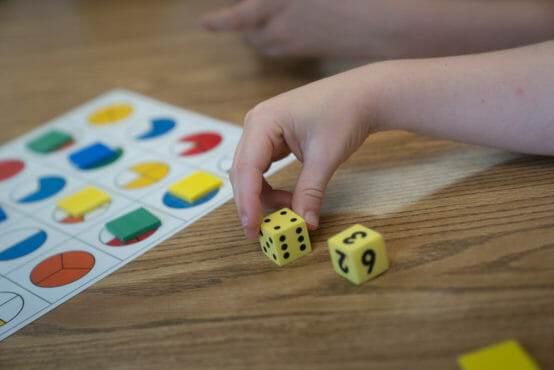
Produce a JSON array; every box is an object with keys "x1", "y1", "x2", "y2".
[
  {"x1": 63, "y1": 250, "x2": 95, "y2": 269},
  {"x1": 31, "y1": 251, "x2": 95, "y2": 288},
  {"x1": 30, "y1": 254, "x2": 62, "y2": 283}
]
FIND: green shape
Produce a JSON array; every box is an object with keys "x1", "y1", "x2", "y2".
[
  {"x1": 106, "y1": 207, "x2": 161, "y2": 243},
  {"x1": 27, "y1": 130, "x2": 72, "y2": 153},
  {"x1": 88, "y1": 148, "x2": 123, "y2": 169}
]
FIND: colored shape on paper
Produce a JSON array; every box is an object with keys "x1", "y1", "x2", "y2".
[
  {"x1": 31, "y1": 251, "x2": 95, "y2": 288},
  {"x1": 89, "y1": 104, "x2": 133, "y2": 125},
  {"x1": 168, "y1": 171, "x2": 223, "y2": 203},
  {"x1": 137, "y1": 118, "x2": 176, "y2": 140},
  {"x1": 458, "y1": 340, "x2": 539, "y2": 370},
  {"x1": 0, "y1": 206, "x2": 6, "y2": 223},
  {"x1": 26, "y1": 130, "x2": 73, "y2": 154},
  {"x1": 57, "y1": 186, "x2": 111, "y2": 217},
  {"x1": 106, "y1": 207, "x2": 161, "y2": 243},
  {"x1": 60, "y1": 215, "x2": 85, "y2": 224},
  {"x1": 17, "y1": 176, "x2": 66, "y2": 203},
  {"x1": 106, "y1": 228, "x2": 157, "y2": 246},
  {"x1": 117, "y1": 162, "x2": 169, "y2": 189},
  {"x1": 0, "y1": 160, "x2": 24, "y2": 182},
  {"x1": 177, "y1": 132, "x2": 222, "y2": 156},
  {"x1": 69, "y1": 142, "x2": 117, "y2": 170},
  {"x1": 163, "y1": 189, "x2": 218, "y2": 209},
  {"x1": 0, "y1": 292, "x2": 24, "y2": 327},
  {"x1": 0, "y1": 229, "x2": 47, "y2": 261},
  {"x1": 87, "y1": 148, "x2": 123, "y2": 169}
]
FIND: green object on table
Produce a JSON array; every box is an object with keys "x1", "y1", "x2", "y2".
[
  {"x1": 106, "y1": 207, "x2": 161, "y2": 242},
  {"x1": 26, "y1": 130, "x2": 72, "y2": 153}
]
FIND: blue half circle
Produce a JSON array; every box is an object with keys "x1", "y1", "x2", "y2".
[
  {"x1": 163, "y1": 189, "x2": 218, "y2": 209},
  {"x1": 18, "y1": 176, "x2": 66, "y2": 203},
  {"x1": 137, "y1": 118, "x2": 176, "y2": 140}
]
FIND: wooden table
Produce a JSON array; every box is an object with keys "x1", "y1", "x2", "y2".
[{"x1": 1, "y1": 1, "x2": 553, "y2": 369}]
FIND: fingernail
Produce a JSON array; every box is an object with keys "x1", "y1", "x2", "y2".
[
  {"x1": 241, "y1": 214, "x2": 248, "y2": 228},
  {"x1": 304, "y1": 211, "x2": 318, "y2": 229}
]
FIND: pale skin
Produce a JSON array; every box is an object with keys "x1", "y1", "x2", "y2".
[{"x1": 200, "y1": 1, "x2": 554, "y2": 239}]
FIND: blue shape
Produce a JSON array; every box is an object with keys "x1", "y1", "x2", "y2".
[
  {"x1": 18, "y1": 176, "x2": 66, "y2": 203},
  {"x1": 0, "y1": 206, "x2": 6, "y2": 223},
  {"x1": 163, "y1": 189, "x2": 219, "y2": 209},
  {"x1": 0, "y1": 230, "x2": 47, "y2": 261},
  {"x1": 137, "y1": 118, "x2": 176, "y2": 140},
  {"x1": 69, "y1": 142, "x2": 117, "y2": 169}
]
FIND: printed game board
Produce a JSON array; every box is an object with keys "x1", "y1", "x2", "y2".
[{"x1": 0, "y1": 89, "x2": 294, "y2": 341}]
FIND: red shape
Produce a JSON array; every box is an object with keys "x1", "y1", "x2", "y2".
[
  {"x1": 179, "y1": 132, "x2": 222, "y2": 156},
  {"x1": 0, "y1": 159, "x2": 24, "y2": 182},
  {"x1": 30, "y1": 251, "x2": 95, "y2": 288},
  {"x1": 54, "y1": 139, "x2": 75, "y2": 152},
  {"x1": 61, "y1": 215, "x2": 84, "y2": 224},
  {"x1": 107, "y1": 228, "x2": 157, "y2": 246}
]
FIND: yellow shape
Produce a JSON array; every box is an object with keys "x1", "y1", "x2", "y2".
[
  {"x1": 458, "y1": 340, "x2": 540, "y2": 370},
  {"x1": 0, "y1": 319, "x2": 5, "y2": 326},
  {"x1": 258, "y1": 208, "x2": 312, "y2": 267},
  {"x1": 327, "y1": 224, "x2": 388, "y2": 285},
  {"x1": 57, "y1": 186, "x2": 111, "y2": 217},
  {"x1": 168, "y1": 171, "x2": 223, "y2": 203},
  {"x1": 125, "y1": 162, "x2": 169, "y2": 189},
  {"x1": 89, "y1": 104, "x2": 133, "y2": 125}
]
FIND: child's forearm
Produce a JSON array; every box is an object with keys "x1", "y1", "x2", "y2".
[
  {"x1": 380, "y1": 0, "x2": 554, "y2": 58},
  {"x1": 363, "y1": 41, "x2": 554, "y2": 155}
]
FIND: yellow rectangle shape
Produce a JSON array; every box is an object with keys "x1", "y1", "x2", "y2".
[
  {"x1": 458, "y1": 340, "x2": 539, "y2": 370},
  {"x1": 57, "y1": 186, "x2": 111, "y2": 217},
  {"x1": 168, "y1": 171, "x2": 223, "y2": 203}
]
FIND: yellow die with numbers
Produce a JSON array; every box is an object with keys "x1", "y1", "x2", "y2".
[
  {"x1": 259, "y1": 208, "x2": 312, "y2": 267},
  {"x1": 327, "y1": 224, "x2": 388, "y2": 285}
]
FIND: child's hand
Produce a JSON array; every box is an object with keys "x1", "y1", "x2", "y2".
[
  {"x1": 199, "y1": 0, "x2": 397, "y2": 58},
  {"x1": 230, "y1": 66, "x2": 383, "y2": 238}
]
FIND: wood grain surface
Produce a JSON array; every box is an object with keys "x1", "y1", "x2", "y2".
[{"x1": 1, "y1": 1, "x2": 553, "y2": 369}]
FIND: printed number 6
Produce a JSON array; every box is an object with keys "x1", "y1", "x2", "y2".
[
  {"x1": 343, "y1": 231, "x2": 367, "y2": 244},
  {"x1": 362, "y1": 249, "x2": 375, "y2": 274}
]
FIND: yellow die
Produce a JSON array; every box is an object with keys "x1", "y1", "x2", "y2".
[
  {"x1": 259, "y1": 208, "x2": 311, "y2": 267},
  {"x1": 327, "y1": 224, "x2": 388, "y2": 285}
]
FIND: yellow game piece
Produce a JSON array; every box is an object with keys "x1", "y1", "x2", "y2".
[
  {"x1": 57, "y1": 186, "x2": 111, "y2": 217},
  {"x1": 168, "y1": 171, "x2": 223, "y2": 203},
  {"x1": 327, "y1": 224, "x2": 389, "y2": 285},
  {"x1": 458, "y1": 340, "x2": 540, "y2": 370},
  {"x1": 0, "y1": 319, "x2": 5, "y2": 326},
  {"x1": 89, "y1": 104, "x2": 133, "y2": 125}
]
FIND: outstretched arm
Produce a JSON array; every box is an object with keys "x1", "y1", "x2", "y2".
[
  {"x1": 200, "y1": 0, "x2": 554, "y2": 59},
  {"x1": 230, "y1": 41, "x2": 554, "y2": 238}
]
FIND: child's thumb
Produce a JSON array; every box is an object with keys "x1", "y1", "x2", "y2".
[{"x1": 291, "y1": 159, "x2": 335, "y2": 230}]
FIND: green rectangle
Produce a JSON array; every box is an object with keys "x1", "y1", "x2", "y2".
[
  {"x1": 27, "y1": 130, "x2": 72, "y2": 153},
  {"x1": 106, "y1": 207, "x2": 161, "y2": 242}
]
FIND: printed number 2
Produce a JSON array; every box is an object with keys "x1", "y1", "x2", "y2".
[
  {"x1": 335, "y1": 250, "x2": 348, "y2": 273},
  {"x1": 343, "y1": 231, "x2": 367, "y2": 244}
]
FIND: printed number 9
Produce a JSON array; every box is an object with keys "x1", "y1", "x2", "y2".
[
  {"x1": 343, "y1": 231, "x2": 367, "y2": 244},
  {"x1": 362, "y1": 249, "x2": 375, "y2": 274}
]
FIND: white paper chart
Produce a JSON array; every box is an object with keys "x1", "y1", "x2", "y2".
[{"x1": 0, "y1": 89, "x2": 294, "y2": 341}]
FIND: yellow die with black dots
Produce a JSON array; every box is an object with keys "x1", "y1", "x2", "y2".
[
  {"x1": 259, "y1": 208, "x2": 312, "y2": 267},
  {"x1": 327, "y1": 224, "x2": 388, "y2": 285}
]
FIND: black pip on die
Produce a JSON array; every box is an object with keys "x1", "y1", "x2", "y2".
[{"x1": 259, "y1": 208, "x2": 312, "y2": 266}]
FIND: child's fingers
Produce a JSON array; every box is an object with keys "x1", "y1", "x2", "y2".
[
  {"x1": 291, "y1": 154, "x2": 336, "y2": 230},
  {"x1": 260, "y1": 178, "x2": 292, "y2": 210},
  {"x1": 230, "y1": 119, "x2": 284, "y2": 238},
  {"x1": 199, "y1": 0, "x2": 275, "y2": 32}
]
